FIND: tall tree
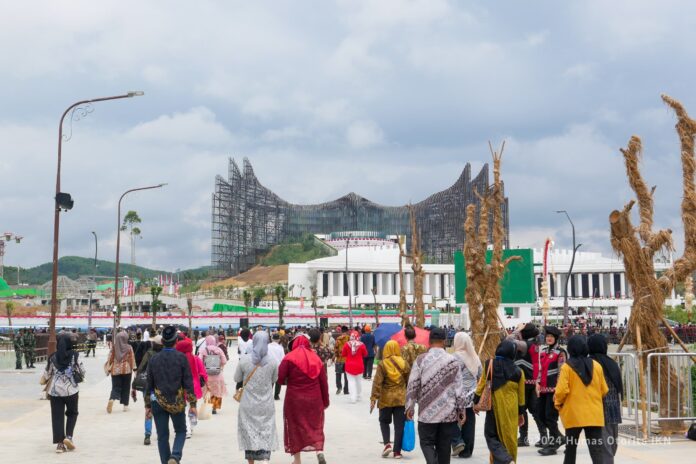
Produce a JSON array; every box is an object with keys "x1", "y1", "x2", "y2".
[
  {"x1": 310, "y1": 285, "x2": 319, "y2": 327},
  {"x1": 401, "y1": 205, "x2": 425, "y2": 327},
  {"x1": 371, "y1": 286, "x2": 380, "y2": 326},
  {"x1": 186, "y1": 296, "x2": 193, "y2": 335},
  {"x1": 242, "y1": 289, "x2": 252, "y2": 318},
  {"x1": 5, "y1": 301, "x2": 15, "y2": 340},
  {"x1": 611, "y1": 95, "x2": 696, "y2": 434},
  {"x1": 121, "y1": 210, "x2": 142, "y2": 267},
  {"x1": 397, "y1": 235, "x2": 410, "y2": 327},
  {"x1": 274, "y1": 284, "x2": 287, "y2": 328},
  {"x1": 150, "y1": 285, "x2": 163, "y2": 334}
]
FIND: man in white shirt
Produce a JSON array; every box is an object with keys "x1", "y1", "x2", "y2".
[
  {"x1": 268, "y1": 332, "x2": 286, "y2": 400},
  {"x1": 143, "y1": 328, "x2": 150, "y2": 342}
]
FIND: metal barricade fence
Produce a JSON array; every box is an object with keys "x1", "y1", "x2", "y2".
[
  {"x1": 611, "y1": 352, "x2": 641, "y2": 434},
  {"x1": 646, "y1": 352, "x2": 696, "y2": 436}
]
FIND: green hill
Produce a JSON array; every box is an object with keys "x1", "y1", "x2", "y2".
[
  {"x1": 3, "y1": 257, "x2": 211, "y2": 286},
  {"x1": 260, "y1": 234, "x2": 335, "y2": 266}
]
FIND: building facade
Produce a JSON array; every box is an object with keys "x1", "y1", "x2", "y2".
[{"x1": 212, "y1": 158, "x2": 509, "y2": 277}]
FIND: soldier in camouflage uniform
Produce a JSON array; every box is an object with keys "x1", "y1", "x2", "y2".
[
  {"x1": 23, "y1": 328, "x2": 36, "y2": 368},
  {"x1": 14, "y1": 329, "x2": 24, "y2": 369}
]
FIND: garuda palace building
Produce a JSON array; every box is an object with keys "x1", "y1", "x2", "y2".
[{"x1": 211, "y1": 158, "x2": 509, "y2": 277}]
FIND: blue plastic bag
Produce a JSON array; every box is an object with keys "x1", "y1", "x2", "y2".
[{"x1": 402, "y1": 419, "x2": 416, "y2": 452}]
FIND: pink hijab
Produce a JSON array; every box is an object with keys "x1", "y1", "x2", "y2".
[{"x1": 202, "y1": 335, "x2": 226, "y2": 361}]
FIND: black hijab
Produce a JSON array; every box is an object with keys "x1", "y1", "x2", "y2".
[
  {"x1": 566, "y1": 335, "x2": 593, "y2": 386},
  {"x1": 491, "y1": 340, "x2": 522, "y2": 391},
  {"x1": 588, "y1": 333, "x2": 623, "y2": 396},
  {"x1": 54, "y1": 334, "x2": 75, "y2": 371}
]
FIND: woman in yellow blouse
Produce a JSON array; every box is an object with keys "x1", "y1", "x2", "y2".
[{"x1": 553, "y1": 335, "x2": 608, "y2": 464}]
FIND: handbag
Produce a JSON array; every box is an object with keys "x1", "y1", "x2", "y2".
[
  {"x1": 198, "y1": 393, "x2": 212, "y2": 420},
  {"x1": 474, "y1": 360, "x2": 494, "y2": 412},
  {"x1": 72, "y1": 353, "x2": 85, "y2": 384},
  {"x1": 132, "y1": 369, "x2": 148, "y2": 391},
  {"x1": 402, "y1": 419, "x2": 416, "y2": 452},
  {"x1": 233, "y1": 365, "x2": 259, "y2": 402}
]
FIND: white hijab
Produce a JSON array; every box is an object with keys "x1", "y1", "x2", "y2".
[{"x1": 453, "y1": 332, "x2": 482, "y2": 375}]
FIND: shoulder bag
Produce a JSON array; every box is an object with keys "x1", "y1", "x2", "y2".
[
  {"x1": 233, "y1": 365, "x2": 259, "y2": 402},
  {"x1": 474, "y1": 359, "x2": 494, "y2": 412}
]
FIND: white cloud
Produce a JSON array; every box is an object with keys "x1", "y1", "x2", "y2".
[
  {"x1": 127, "y1": 107, "x2": 233, "y2": 146},
  {"x1": 346, "y1": 120, "x2": 385, "y2": 148},
  {"x1": 3, "y1": 0, "x2": 696, "y2": 272}
]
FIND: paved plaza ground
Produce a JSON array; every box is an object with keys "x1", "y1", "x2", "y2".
[{"x1": 0, "y1": 345, "x2": 693, "y2": 463}]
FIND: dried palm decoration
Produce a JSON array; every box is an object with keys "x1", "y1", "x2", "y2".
[{"x1": 612, "y1": 95, "x2": 696, "y2": 435}]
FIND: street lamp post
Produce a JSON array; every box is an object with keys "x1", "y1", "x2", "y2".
[
  {"x1": 113, "y1": 184, "x2": 166, "y2": 336},
  {"x1": 87, "y1": 231, "x2": 98, "y2": 331},
  {"x1": 556, "y1": 210, "x2": 582, "y2": 326},
  {"x1": 0, "y1": 232, "x2": 23, "y2": 279},
  {"x1": 48, "y1": 91, "x2": 144, "y2": 356}
]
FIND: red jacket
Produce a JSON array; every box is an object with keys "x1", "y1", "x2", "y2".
[{"x1": 342, "y1": 342, "x2": 368, "y2": 375}]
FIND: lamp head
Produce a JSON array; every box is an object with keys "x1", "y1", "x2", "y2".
[{"x1": 127, "y1": 91, "x2": 145, "y2": 97}]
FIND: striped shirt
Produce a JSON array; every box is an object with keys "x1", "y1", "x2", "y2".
[{"x1": 405, "y1": 348, "x2": 467, "y2": 423}]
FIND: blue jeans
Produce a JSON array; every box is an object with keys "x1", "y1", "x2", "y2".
[
  {"x1": 143, "y1": 392, "x2": 152, "y2": 436},
  {"x1": 152, "y1": 401, "x2": 187, "y2": 464}
]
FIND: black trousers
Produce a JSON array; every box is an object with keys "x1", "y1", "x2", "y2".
[
  {"x1": 418, "y1": 421, "x2": 458, "y2": 464},
  {"x1": 335, "y1": 363, "x2": 348, "y2": 393},
  {"x1": 86, "y1": 341, "x2": 96, "y2": 357},
  {"x1": 484, "y1": 409, "x2": 514, "y2": 464},
  {"x1": 537, "y1": 392, "x2": 562, "y2": 446},
  {"x1": 50, "y1": 393, "x2": 79, "y2": 444},
  {"x1": 459, "y1": 407, "x2": 476, "y2": 455},
  {"x1": 110, "y1": 374, "x2": 132, "y2": 405},
  {"x1": 564, "y1": 426, "x2": 604, "y2": 464},
  {"x1": 379, "y1": 406, "x2": 406, "y2": 453},
  {"x1": 363, "y1": 357, "x2": 375, "y2": 378},
  {"x1": 520, "y1": 384, "x2": 544, "y2": 438}
]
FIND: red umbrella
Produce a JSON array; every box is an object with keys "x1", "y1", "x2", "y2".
[{"x1": 391, "y1": 326, "x2": 430, "y2": 348}]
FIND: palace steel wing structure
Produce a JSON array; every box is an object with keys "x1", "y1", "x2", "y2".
[{"x1": 212, "y1": 158, "x2": 509, "y2": 278}]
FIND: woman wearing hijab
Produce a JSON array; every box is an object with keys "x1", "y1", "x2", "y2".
[
  {"x1": 588, "y1": 333, "x2": 623, "y2": 464},
  {"x1": 341, "y1": 330, "x2": 368, "y2": 403},
  {"x1": 43, "y1": 334, "x2": 84, "y2": 453},
  {"x1": 369, "y1": 340, "x2": 410, "y2": 459},
  {"x1": 234, "y1": 331, "x2": 279, "y2": 463},
  {"x1": 176, "y1": 337, "x2": 208, "y2": 438},
  {"x1": 554, "y1": 335, "x2": 608, "y2": 464},
  {"x1": 217, "y1": 334, "x2": 230, "y2": 360},
  {"x1": 474, "y1": 340, "x2": 525, "y2": 464},
  {"x1": 199, "y1": 334, "x2": 228, "y2": 414},
  {"x1": 451, "y1": 332, "x2": 482, "y2": 458},
  {"x1": 278, "y1": 335, "x2": 329, "y2": 464},
  {"x1": 106, "y1": 330, "x2": 136, "y2": 413}
]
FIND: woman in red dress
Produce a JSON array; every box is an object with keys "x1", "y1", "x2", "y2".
[{"x1": 278, "y1": 335, "x2": 330, "y2": 464}]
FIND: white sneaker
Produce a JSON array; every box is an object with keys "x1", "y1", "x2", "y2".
[
  {"x1": 123, "y1": 405, "x2": 129, "y2": 412},
  {"x1": 186, "y1": 432, "x2": 192, "y2": 439}
]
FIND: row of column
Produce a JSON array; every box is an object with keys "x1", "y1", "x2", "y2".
[
  {"x1": 317, "y1": 271, "x2": 454, "y2": 299},
  {"x1": 538, "y1": 272, "x2": 630, "y2": 298}
]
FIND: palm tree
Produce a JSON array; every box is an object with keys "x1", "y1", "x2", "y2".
[
  {"x1": 121, "y1": 210, "x2": 142, "y2": 267},
  {"x1": 252, "y1": 287, "x2": 266, "y2": 307},
  {"x1": 5, "y1": 301, "x2": 15, "y2": 340},
  {"x1": 242, "y1": 289, "x2": 252, "y2": 318},
  {"x1": 274, "y1": 284, "x2": 287, "y2": 328},
  {"x1": 310, "y1": 285, "x2": 319, "y2": 326},
  {"x1": 150, "y1": 285, "x2": 163, "y2": 333},
  {"x1": 371, "y1": 287, "x2": 379, "y2": 326}
]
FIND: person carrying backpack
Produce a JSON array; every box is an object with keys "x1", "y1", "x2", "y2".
[{"x1": 199, "y1": 335, "x2": 227, "y2": 414}]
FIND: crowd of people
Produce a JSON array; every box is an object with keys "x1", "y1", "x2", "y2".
[{"x1": 37, "y1": 321, "x2": 625, "y2": 464}]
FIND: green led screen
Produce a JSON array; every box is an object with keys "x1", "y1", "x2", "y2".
[{"x1": 454, "y1": 248, "x2": 536, "y2": 304}]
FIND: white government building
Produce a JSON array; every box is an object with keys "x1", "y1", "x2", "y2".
[{"x1": 288, "y1": 241, "x2": 679, "y2": 326}]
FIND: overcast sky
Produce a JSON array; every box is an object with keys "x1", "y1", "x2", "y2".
[{"x1": 2, "y1": 0, "x2": 695, "y2": 272}]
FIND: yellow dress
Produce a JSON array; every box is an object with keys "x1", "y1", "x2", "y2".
[{"x1": 476, "y1": 362, "x2": 525, "y2": 463}]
